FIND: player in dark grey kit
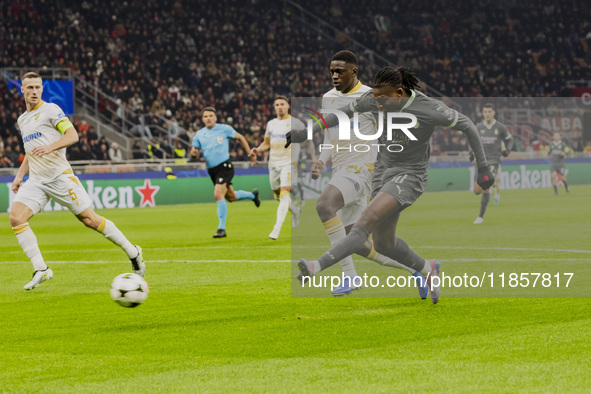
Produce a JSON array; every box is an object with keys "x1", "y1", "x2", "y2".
[
  {"x1": 470, "y1": 103, "x2": 513, "y2": 224},
  {"x1": 549, "y1": 132, "x2": 571, "y2": 195},
  {"x1": 287, "y1": 66, "x2": 494, "y2": 304}
]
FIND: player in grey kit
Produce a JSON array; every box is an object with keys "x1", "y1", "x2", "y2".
[
  {"x1": 287, "y1": 66, "x2": 494, "y2": 304},
  {"x1": 470, "y1": 103, "x2": 514, "y2": 224},
  {"x1": 548, "y1": 132, "x2": 571, "y2": 195}
]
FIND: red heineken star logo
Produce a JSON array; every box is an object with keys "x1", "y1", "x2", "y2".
[{"x1": 135, "y1": 179, "x2": 160, "y2": 207}]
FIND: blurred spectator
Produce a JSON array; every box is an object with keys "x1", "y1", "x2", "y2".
[
  {"x1": 97, "y1": 143, "x2": 110, "y2": 161},
  {"x1": 132, "y1": 140, "x2": 149, "y2": 160},
  {"x1": 108, "y1": 142, "x2": 123, "y2": 161}
]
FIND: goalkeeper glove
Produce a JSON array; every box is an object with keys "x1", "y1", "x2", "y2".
[
  {"x1": 477, "y1": 166, "x2": 495, "y2": 190},
  {"x1": 502, "y1": 149, "x2": 510, "y2": 157},
  {"x1": 284, "y1": 129, "x2": 307, "y2": 148}
]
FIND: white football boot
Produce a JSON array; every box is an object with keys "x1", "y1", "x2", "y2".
[{"x1": 23, "y1": 268, "x2": 53, "y2": 290}]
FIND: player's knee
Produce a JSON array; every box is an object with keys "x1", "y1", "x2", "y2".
[
  {"x1": 9, "y1": 212, "x2": 26, "y2": 227},
  {"x1": 316, "y1": 199, "x2": 336, "y2": 219}
]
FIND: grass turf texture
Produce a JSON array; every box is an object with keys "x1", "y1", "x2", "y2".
[{"x1": 0, "y1": 186, "x2": 590, "y2": 392}]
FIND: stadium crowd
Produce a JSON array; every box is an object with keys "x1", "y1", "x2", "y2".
[{"x1": 1, "y1": 0, "x2": 590, "y2": 166}]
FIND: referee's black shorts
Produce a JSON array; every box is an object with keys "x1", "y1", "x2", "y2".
[{"x1": 208, "y1": 160, "x2": 234, "y2": 186}]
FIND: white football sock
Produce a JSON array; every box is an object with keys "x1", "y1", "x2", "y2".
[
  {"x1": 98, "y1": 217, "x2": 137, "y2": 259},
  {"x1": 14, "y1": 223, "x2": 47, "y2": 271},
  {"x1": 323, "y1": 216, "x2": 357, "y2": 277},
  {"x1": 273, "y1": 190, "x2": 290, "y2": 231},
  {"x1": 420, "y1": 259, "x2": 432, "y2": 276}
]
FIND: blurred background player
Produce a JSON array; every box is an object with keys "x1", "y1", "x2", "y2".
[
  {"x1": 10, "y1": 72, "x2": 144, "y2": 290},
  {"x1": 312, "y1": 51, "x2": 429, "y2": 297},
  {"x1": 190, "y1": 107, "x2": 260, "y2": 238},
  {"x1": 470, "y1": 103, "x2": 513, "y2": 224},
  {"x1": 251, "y1": 96, "x2": 311, "y2": 239},
  {"x1": 549, "y1": 132, "x2": 571, "y2": 195},
  {"x1": 295, "y1": 66, "x2": 495, "y2": 304}
]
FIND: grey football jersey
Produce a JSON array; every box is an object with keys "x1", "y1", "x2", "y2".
[
  {"x1": 548, "y1": 140, "x2": 569, "y2": 167},
  {"x1": 476, "y1": 120, "x2": 512, "y2": 166},
  {"x1": 351, "y1": 90, "x2": 483, "y2": 170}
]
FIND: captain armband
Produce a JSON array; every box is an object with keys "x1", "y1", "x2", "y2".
[{"x1": 56, "y1": 120, "x2": 74, "y2": 134}]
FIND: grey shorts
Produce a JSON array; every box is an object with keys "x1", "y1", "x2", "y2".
[
  {"x1": 551, "y1": 165, "x2": 565, "y2": 175},
  {"x1": 371, "y1": 166, "x2": 428, "y2": 211},
  {"x1": 473, "y1": 163, "x2": 500, "y2": 183}
]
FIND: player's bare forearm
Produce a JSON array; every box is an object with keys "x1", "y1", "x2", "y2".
[
  {"x1": 16, "y1": 155, "x2": 29, "y2": 177},
  {"x1": 255, "y1": 139, "x2": 270, "y2": 153},
  {"x1": 32, "y1": 128, "x2": 79, "y2": 156}
]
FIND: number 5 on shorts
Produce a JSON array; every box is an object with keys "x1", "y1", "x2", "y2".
[{"x1": 68, "y1": 188, "x2": 78, "y2": 201}]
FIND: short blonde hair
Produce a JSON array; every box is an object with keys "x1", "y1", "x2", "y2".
[{"x1": 22, "y1": 71, "x2": 42, "y2": 81}]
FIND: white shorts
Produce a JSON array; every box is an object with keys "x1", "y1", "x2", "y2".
[
  {"x1": 269, "y1": 163, "x2": 293, "y2": 190},
  {"x1": 15, "y1": 173, "x2": 92, "y2": 216},
  {"x1": 329, "y1": 164, "x2": 373, "y2": 226}
]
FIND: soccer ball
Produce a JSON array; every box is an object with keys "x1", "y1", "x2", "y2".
[{"x1": 110, "y1": 273, "x2": 149, "y2": 307}]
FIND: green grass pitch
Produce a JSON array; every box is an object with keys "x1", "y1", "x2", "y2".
[{"x1": 1, "y1": 186, "x2": 590, "y2": 392}]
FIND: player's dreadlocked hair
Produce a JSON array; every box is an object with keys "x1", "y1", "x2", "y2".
[{"x1": 373, "y1": 66, "x2": 420, "y2": 95}]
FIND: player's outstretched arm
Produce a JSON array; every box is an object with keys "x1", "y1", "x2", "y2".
[
  {"x1": 11, "y1": 155, "x2": 30, "y2": 193},
  {"x1": 285, "y1": 100, "x2": 361, "y2": 148},
  {"x1": 31, "y1": 127, "x2": 79, "y2": 157}
]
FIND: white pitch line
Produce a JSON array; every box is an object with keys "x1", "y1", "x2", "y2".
[
  {"x1": 412, "y1": 246, "x2": 591, "y2": 254},
  {"x1": 3, "y1": 245, "x2": 589, "y2": 255},
  {"x1": 0, "y1": 260, "x2": 291, "y2": 264},
  {"x1": 1, "y1": 258, "x2": 589, "y2": 265},
  {"x1": 1, "y1": 245, "x2": 289, "y2": 254},
  {"x1": 291, "y1": 245, "x2": 591, "y2": 254}
]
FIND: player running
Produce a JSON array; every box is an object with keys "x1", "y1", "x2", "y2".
[
  {"x1": 10, "y1": 72, "x2": 144, "y2": 290},
  {"x1": 288, "y1": 66, "x2": 494, "y2": 303},
  {"x1": 190, "y1": 107, "x2": 260, "y2": 238},
  {"x1": 312, "y1": 51, "x2": 428, "y2": 297},
  {"x1": 549, "y1": 132, "x2": 571, "y2": 195},
  {"x1": 251, "y1": 96, "x2": 313, "y2": 239},
  {"x1": 470, "y1": 103, "x2": 513, "y2": 224}
]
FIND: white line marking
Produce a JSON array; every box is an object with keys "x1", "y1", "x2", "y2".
[
  {"x1": 413, "y1": 246, "x2": 591, "y2": 254},
  {"x1": 0, "y1": 260, "x2": 292, "y2": 264},
  {"x1": 1, "y1": 245, "x2": 289, "y2": 254},
  {"x1": 1, "y1": 259, "x2": 588, "y2": 265},
  {"x1": 291, "y1": 245, "x2": 591, "y2": 254}
]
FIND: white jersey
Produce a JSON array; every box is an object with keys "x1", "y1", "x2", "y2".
[
  {"x1": 320, "y1": 82, "x2": 377, "y2": 170},
  {"x1": 265, "y1": 115, "x2": 304, "y2": 167},
  {"x1": 18, "y1": 101, "x2": 72, "y2": 181}
]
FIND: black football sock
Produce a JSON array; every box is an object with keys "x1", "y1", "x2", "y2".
[
  {"x1": 318, "y1": 224, "x2": 369, "y2": 271},
  {"x1": 553, "y1": 185, "x2": 558, "y2": 194},
  {"x1": 479, "y1": 193, "x2": 490, "y2": 218},
  {"x1": 380, "y1": 237, "x2": 426, "y2": 272},
  {"x1": 564, "y1": 181, "x2": 569, "y2": 192}
]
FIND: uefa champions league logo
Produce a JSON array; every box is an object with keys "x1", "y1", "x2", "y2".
[{"x1": 303, "y1": 108, "x2": 419, "y2": 153}]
